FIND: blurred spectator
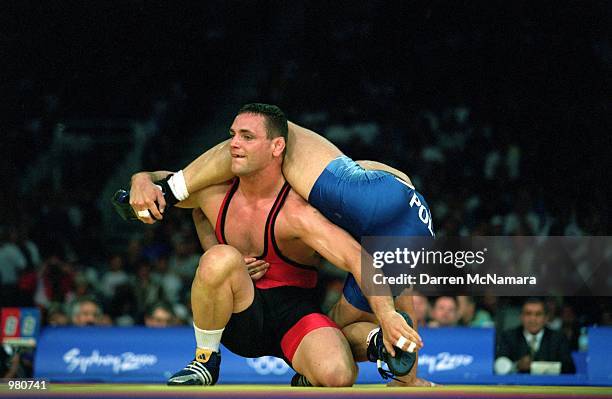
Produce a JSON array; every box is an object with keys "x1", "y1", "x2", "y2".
[
  {"x1": 98, "y1": 314, "x2": 114, "y2": 326},
  {"x1": 496, "y1": 297, "x2": 575, "y2": 374},
  {"x1": 70, "y1": 297, "x2": 102, "y2": 326},
  {"x1": 133, "y1": 260, "x2": 168, "y2": 316},
  {"x1": 560, "y1": 303, "x2": 580, "y2": 351},
  {"x1": 457, "y1": 296, "x2": 494, "y2": 328},
  {"x1": 168, "y1": 233, "x2": 201, "y2": 285},
  {"x1": 71, "y1": 271, "x2": 98, "y2": 303},
  {"x1": 171, "y1": 303, "x2": 190, "y2": 325},
  {"x1": 99, "y1": 254, "x2": 130, "y2": 300},
  {"x1": 428, "y1": 296, "x2": 458, "y2": 327},
  {"x1": 545, "y1": 297, "x2": 562, "y2": 331},
  {"x1": 144, "y1": 302, "x2": 175, "y2": 327},
  {"x1": 46, "y1": 304, "x2": 69, "y2": 326},
  {"x1": 17, "y1": 264, "x2": 38, "y2": 307},
  {"x1": 35, "y1": 254, "x2": 75, "y2": 308},
  {"x1": 0, "y1": 226, "x2": 41, "y2": 306},
  {"x1": 411, "y1": 293, "x2": 430, "y2": 328},
  {"x1": 125, "y1": 237, "x2": 144, "y2": 274},
  {"x1": 152, "y1": 255, "x2": 183, "y2": 305},
  {"x1": 109, "y1": 283, "x2": 138, "y2": 326}
]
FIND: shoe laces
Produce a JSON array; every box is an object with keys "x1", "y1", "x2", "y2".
[{"x1": 376, "y1": 359, "x2": 402, "y2": 382}]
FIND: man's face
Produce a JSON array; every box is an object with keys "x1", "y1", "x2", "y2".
[
  {"x1": 432, "y1": 297, "x2": 457, "y2": 326},
  {"x1": 145, "y1": 308, "x2": 173, "y2": 328},
  {"x1": 229, "y1": 113, "x2": 282, "y2": 176},
  {"x1": 73, "y1": 302, "x2": 99, "y2": 326},
  {"x1": 521, "y1": 302, "x2": 547, "y2": 334},
  {"x1": 412, "y1": 295, "x2": 429, "y2": 322}
]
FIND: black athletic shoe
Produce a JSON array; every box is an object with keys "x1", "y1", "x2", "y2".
[
  {"x1": 290, "y1": 373, "x2": 313, "y2": 387},
  {"x1": 111, "y1": 189, "x2": 139, "y2": 221},
  {"x1": 167, "y1": 350, "x2": 221, "y2": 386},
  {"x1": 366, "y1": 311, "x2": 417, "y2": 380}
]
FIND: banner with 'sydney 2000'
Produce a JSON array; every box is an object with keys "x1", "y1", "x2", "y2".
[{"x1": 33, "y1": 326, "x2": 493, "y2": 383}]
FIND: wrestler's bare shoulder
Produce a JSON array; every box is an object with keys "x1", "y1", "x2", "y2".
[
  {"x1": 282, "y1": 189, "x2": 314, "y2": 213},
  {"x1": 192, "y1": 180, "x2": 233, "y2": 200},
  {"x1": 277, "y1": 189, "x2": 325, "y2": 231}
]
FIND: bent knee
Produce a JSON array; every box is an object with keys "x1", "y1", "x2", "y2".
[
  {"x1": 196, "y1": 244, "x2": 244, "y2": 284},
  {"x1": 203, "y1": 244, "x2": 243, "y2": 262},
  {"x1": 316, "y1": 362, "x2": 357, "y2": 387}
]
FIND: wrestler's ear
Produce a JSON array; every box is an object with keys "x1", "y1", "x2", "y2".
[{"x1": 272, "y1": 137, "x2": 285, "y2": 157}]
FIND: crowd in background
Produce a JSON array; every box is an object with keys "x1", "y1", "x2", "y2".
[{"x1": 2, "y1": 0, "x2": 610, "y2": 377}]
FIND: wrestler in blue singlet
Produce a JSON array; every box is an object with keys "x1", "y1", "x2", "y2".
[{"x1": 309, "y1": 156, "x2": 435, "y2": 313}]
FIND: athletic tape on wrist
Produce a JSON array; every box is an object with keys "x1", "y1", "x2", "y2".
[{"x1": 168, "y1": 170, "x2": 189, "y2": 201}]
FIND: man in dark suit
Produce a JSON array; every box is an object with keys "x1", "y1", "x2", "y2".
[{"x1": 496, "y1": 297, "x2": 575, "y2": 374}]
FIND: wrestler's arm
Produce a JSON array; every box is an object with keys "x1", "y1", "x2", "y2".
[
  {"x1": 129, "y1": 170, "x2": 173, "y2": 222},
  {"x1": 129, "y1": 120, "x2": 340, "y2": 220},
  {"x1": 128, "y1": 139, "x2": 233, "y2": 222},
  {"x1": 192, "y1": 208, "x2": 218, "y2": 251},
  {"x1": 285, "y1": 198, "x2": 423, "y2": 356},
  {"x1": 129, "y1": 122, "x2": 405, "y2": 220}
]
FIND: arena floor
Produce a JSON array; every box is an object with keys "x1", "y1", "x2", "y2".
[{"x1": 1, "y1": 384, "x2": 612, "y2": 399}]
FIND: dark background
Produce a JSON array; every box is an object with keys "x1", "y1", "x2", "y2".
[{"x1": 1, "y1": 1, "x2": 610, "y2": 331}]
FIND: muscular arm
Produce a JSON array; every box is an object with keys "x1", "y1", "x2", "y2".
[
  {"x1": 128, "y1": 121, "x2": 409, "y2": 222},
  {"x1": 129, "y1": 140, "x2": 233, "y2": 222},
  {"x1": 192, "y1": 208, "x2": 218, "y2": 251},
  {"x1": 285, "y1": 197, "x2": 423, "y2": 355},
  {"x1": 129, "y1": 120, "x2": 338, "y2": 220}
]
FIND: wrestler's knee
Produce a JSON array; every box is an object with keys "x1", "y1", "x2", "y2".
[
  {"x1": 195, "y1": 244, "x2": 244, "y2": 286},
  {"x1": 315, "y1": 359, "x2": 357, "y2": 387}
]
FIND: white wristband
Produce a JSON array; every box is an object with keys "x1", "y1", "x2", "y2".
[{"x1": 167, "y1": 170, "x2": 189, "y2": 201}]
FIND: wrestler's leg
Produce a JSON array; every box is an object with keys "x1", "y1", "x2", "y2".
[
  {"x1": 329, "y1": 295, "x2": 378, "y2": 328},
  {"x1": 291, "y1": 326, "x2": 357, "y2": 387},
  {"x1": 191, "y1": 244, "x2": 254, "y2": 329},
  {"x1": 182, "y1": 140, "x2": 234, "y2": 194},
  {"x1": 168, "y1": 244, "x2": 253, "y2": 385},
  {"x1": 328, "y1": 295, "x2": 378, "y2": 361},
  {"x1": 356, "y1": 160, "x2": 413, "y2": 187},
  {"x1": 329, "y1": 294, "x2": 434, "y2": 387},
  {"x1": 132, "y1": 122, "x2": 409, "y2": 217},
  {"x1": 282, "y1": 122, "x2": 343, "y2": 200}
]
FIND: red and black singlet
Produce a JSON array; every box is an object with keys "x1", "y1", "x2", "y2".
[{"x1": 214, "y1": 179, "x2": 318, "y2": 289}]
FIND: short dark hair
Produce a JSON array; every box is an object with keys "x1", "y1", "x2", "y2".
[
  {"x1": 146, "y1": 302, "x2": 174, "y2": 318},
  {"x1": 238, "y1": 103, "x2": 288, "y2": 140},
  {"x1": 523, "y1": 297, "x2": 546, "y2": 313}
]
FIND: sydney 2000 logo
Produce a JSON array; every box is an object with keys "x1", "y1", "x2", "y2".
[{"x1": 246, "y1": 356, "x2": 290, "y2": 375}]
